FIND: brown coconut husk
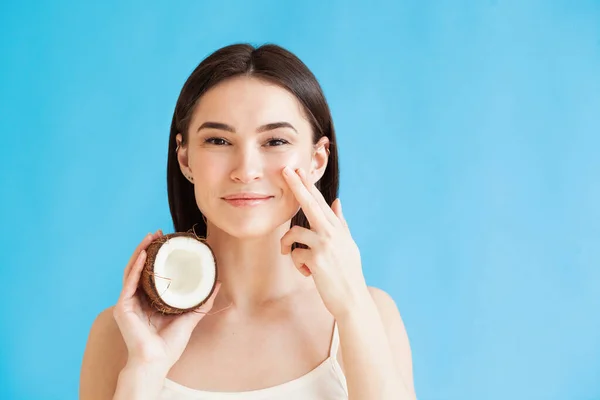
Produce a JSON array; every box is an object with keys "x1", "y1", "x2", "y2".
[{"x1": 139, "y1": 230, "x2": 218, "y2": 315}]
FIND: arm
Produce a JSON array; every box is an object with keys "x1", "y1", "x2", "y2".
[
  {"x1": 278, "y1": 169, "x2": 416, "y2": 398},
  {"x1": 81, "y1": 231, "x2": 220, "y2": 400},
  {"x1": 80, "y1": 307, "x2": 125, "y2": 400},
  {"x1": 112, "y1": 362, "x2": 168, "y2": 400},
  {"x1": 79, "y1": 307, "x2": 167, "y2": 400},
  {"x1": 337, "y1": 286, "x2": 416, "y2": 400}
]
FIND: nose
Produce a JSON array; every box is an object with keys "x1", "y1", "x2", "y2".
[{"x1": 229, "y1": 143, "x2": 263, "y2": 183}]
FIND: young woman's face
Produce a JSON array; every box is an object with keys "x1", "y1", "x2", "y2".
[{"x1": 176, "y1": 76, "x2": 329, "y2": 238}]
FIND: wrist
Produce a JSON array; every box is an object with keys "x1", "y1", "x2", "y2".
[
  {"x1": 122, "y1": 359, "x2": 170, "y2": 378},
  {"x1": 114, "y1": 362, "x2": 168, "y2": 400}
]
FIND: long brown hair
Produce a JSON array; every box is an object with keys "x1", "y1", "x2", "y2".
[{"x1": 167, "y1": 43, "x2": 339, "y2": 237}]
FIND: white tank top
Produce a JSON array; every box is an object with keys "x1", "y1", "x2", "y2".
[{"x1": 159, "y1": 322, "x2": 348, "y2": 399}]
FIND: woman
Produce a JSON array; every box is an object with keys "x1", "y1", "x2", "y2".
[{"x1": 80, "y1": 43, "x2": 416, "y2": 400}]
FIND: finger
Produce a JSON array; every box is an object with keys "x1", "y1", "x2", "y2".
[
  {"x1": 123, "y1": 233, "x2": 151, "y2": 285},
  {"x1": 282, "y1": 166, "x2": 329, "y2": 232},
  {"x1": 112, "y1": 301, "x2": 150, "y2": 350},
  {"x1": 188, "y1": 281, "x2": 221, "y2": 320},
  {"x1": 290, "y1": 248, "x2": 313, "y2": 277},
  {"x1": 123, "y1": 230, "x2": 161, "y2": 285},
  {"x1": 120, "y1": 249, "x2": 147, "y2": 302},
  {"x1": 331, "y1": 199, "x2": 348, "y2": 229},
  {"x1": 280, "y1": 225, "x2": 320, "y2": 255},
  {"x1": 296, "y1": 168, "x2": 341, "y2": 226}
]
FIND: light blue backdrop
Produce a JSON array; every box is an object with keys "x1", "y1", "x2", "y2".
[{"x1": 1, "y1": 1, "x2": 599, "y2": 399}]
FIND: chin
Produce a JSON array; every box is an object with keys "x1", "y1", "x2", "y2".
[
  {"x1": 206, "y1": 208, "x2": 297, "y2": 240},
  {"x1": 214, "y1": 219, "x2": 282, "y2": 239}
]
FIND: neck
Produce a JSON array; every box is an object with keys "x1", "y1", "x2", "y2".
[{"x1": 205, "y1": 220, "x2": 311, "y2": 313}]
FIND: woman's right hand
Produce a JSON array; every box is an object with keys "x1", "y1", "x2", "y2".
[{"x1": 112, "y1": 230, "x2": 221, "y2": 374}]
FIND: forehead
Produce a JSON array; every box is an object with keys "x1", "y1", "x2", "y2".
[{"x1": 189, "y1": 76, "x2": 311, "y2": 132}]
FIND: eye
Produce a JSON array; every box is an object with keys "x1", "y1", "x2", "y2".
[
  {"x1": 205, "y1": 137, "x2": 230, "y2": 146},
  {"x1": 265, "y1": 137, "x2": 290, "y2": 147}
]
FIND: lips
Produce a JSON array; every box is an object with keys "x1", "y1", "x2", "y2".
[
  {"x1": 221, "y1": 193, "x2": 274, "y2": 207},
  {"x1": 223, "y1": 196, "x2": 273, "y2": 207},
  {"x1": 222, "y1": 193, "x2": 273, "y2": 200}
]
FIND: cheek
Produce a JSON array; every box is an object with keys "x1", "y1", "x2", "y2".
[
  {"x1": 191, "y1": 155, "x2": 228, "y2": 195},
  {"x1": 264, "y1": 152, "x2": 310, "y2": 204},
  {"x1": 196, "y1": 163, "x2": 220, "y2": 181},
  {"x1": 264, "y1": 150, "x2": 311, "y2": 175}
]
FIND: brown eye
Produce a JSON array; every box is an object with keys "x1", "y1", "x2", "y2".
[
  {"x1": 205, "y1": 137, "x2": 230, "y2": 146},
  {"x1": 265, "y1": 138, "x2": 290, "y2": 147}
]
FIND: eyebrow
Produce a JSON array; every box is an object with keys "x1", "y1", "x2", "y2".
[{"x1": 197, "y1": 121, "x2": 298, "y2": 134}]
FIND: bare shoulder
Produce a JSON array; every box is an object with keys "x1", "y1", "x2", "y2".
[
  {"x1": 80, "y1": 305, "x2": 128, "y2": 400},
  {"x1": 369, "y1": 286, "x2": 404, "y2": 329},
  {"x1": 366, "y1": 286, "x2": 411, "y2": 347},
  {"x1": 366, "y1": 285, "x2": 409, "y2": 342},
  {"x1": 367, "y1": 286, "x2": 416, "y2": 395},
  {"x1": 367, "y1": 286, "x2": 399, "y2": 313}
]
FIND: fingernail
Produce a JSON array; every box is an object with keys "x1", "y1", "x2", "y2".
[{"x1": 283, "y1": 166, "x2": 292, "y2": 175}]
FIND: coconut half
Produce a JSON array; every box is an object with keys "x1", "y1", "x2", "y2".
[{"x1": 139, "y1": 232, "x2": 217, "y2": 315}]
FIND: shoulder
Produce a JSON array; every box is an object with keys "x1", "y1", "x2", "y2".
[
  {"x1": 367, "y1": 286, "x2": 416, "y2": 394},
  {"x1": 80, "y1": 306, "x2": 128, "y2": 399},
  {"x1": 84, "y1": 306, "x2": 125, "y2": 352},
  {"x1": 367, "y1": 285, "x2": 395, "y2": 302},
  {"x1": 367, "y1": 286, "x2": 401, "y2": 320},
  {"x1": 366, "y1": 286, "x2": 409, "y2": 340}
]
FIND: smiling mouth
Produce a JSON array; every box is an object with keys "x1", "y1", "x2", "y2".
[{"x1": 222, "y1": 196, "x2": 274, "y2": 207}]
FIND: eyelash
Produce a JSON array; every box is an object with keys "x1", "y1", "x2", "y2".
[{"x1": 204, "y1": 137, "x2": 290, "y2": 147}]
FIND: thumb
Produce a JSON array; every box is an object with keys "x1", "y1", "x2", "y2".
[{"x1": 161, "y1": 282, "x2": 221, "y2": 344}]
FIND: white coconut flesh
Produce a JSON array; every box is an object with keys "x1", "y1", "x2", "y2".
[{"x1": 152, "y1": 236, "x2": 216, "y2": 309}]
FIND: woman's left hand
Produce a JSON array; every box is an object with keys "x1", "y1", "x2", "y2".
[{"x1": 280, "y1": 166, "x2": 371, "y2": 320}]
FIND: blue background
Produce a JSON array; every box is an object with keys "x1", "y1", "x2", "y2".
[{"x1": 1, "y1": 1, "x2": 599, "y2": 399}]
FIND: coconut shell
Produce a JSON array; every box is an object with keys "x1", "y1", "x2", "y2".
[{"x1": 139, "y1": 231, "x2": 218, "y2": 315}]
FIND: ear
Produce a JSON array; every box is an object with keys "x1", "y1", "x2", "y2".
[
  {"x1": 310, "y1": 136, "x2": 330, "y2": 186},
  {"x1": 175, "y1": 133, "x2": 194, "y2": 182}
]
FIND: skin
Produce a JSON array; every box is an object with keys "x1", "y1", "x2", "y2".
[{"x1": 80, "y1": 76, "x2": 416, "y2": 399}]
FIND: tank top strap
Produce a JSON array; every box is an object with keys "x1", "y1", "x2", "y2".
[
  {"x1": 328, "y1": 320, "x2": 348, "y2": 394},
  {"x1": 329, "y1": 320, "x2": 340, "y2": 359}
]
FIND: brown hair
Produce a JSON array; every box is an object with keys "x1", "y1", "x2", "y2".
[{"x1": 167, "y1": 43, "x2": 339, "y2": 237}]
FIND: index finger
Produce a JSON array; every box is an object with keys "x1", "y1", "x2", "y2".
[
  {"x1": 122, "y1": 230, "x2": 162, "y2": 285},
  {"x1": 282, "y1": 166, "x2": 328, "y2": 231},
  {"x1": 296, "y1": 168, "x2": 340, "y2": 226},
  {"x1": 119, "y1": 249, "x2": 147, "y2": 302}
]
